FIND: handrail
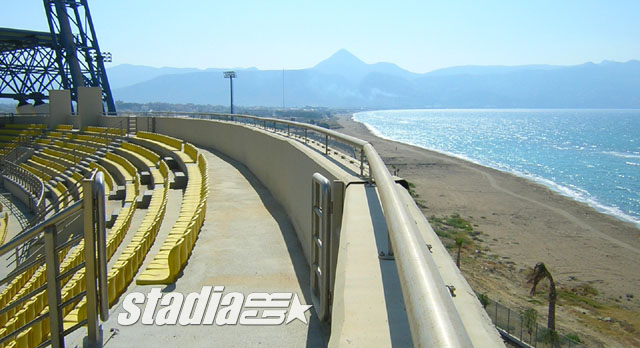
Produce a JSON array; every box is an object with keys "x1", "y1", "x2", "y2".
[
  {"x1": 119, "y1": 111, "x2": 368, "y2": 149},
  {"x1": 0, "y1": 134, "x2": 35, "y2": 164},
  {"x1": 0, "y1": 199, "x2": 82, "y2": 257},
  {"x1": 121, "y1": 111, "x2": 474, "y2": 347},
  {"x1": 26, "y1": 175, "x2": 84, "y2": 228},
  {"x1": 0, "y1": 170, "x2": 106, "y2": 348},
  {"x1": 365, "y1": 144, "x2": 473, "y2": 347},
  {"x1": 0, "y1": 160, "x2": 46, "y2": 212}
]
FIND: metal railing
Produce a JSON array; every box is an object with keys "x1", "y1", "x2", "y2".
[
  {"x1": 0, "y1": 160, "x2": 46, "y2": 213},
  {"x1": 122, "y1": 111, "x2": 474, "y2": 347},
  {"x1": 0, "y1": 134, "x2": 36, "y2": 164},
  {"x1": 11, "y1": 178, "x2": 86, "y2": 266},
  {"x1": 485, "y1": 297, "x2": 586, "y2": 348},
  {"x1": 0, "y1": 170, "x2": 108, "y2": 348}
]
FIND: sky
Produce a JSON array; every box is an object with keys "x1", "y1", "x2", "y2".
[{"x1": 2, "y1": 0, "x2": 639, "y2": 73}]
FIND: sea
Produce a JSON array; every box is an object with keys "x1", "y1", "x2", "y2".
[{"x1": 353, "y1": 109, "x2": 640, "y2": 227}]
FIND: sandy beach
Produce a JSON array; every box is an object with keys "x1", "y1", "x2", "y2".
[{"x1": 336, "y1": 114, "x2": 640, "y2": 346}]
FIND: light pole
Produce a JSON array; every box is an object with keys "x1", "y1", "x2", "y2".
[{"x1": 223, "y1": 71, "x2": 236, "y2": 114}]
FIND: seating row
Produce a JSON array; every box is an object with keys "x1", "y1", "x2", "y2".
[
  {"x1": 137, "y1": 151, "x2": 208, "y2": 284},
  {"x1": 63, "y1": 161, "x2": 170, "y2": 328},
  {"x1": 0, "y1": 131, "x2": 205, "y2": 346}
]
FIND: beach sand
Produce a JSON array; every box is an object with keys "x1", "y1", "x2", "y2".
[{"x1": 336, "y1": 114, "x2": 640, "y2": 346}]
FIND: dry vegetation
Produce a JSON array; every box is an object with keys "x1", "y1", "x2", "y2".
[{"x1": 423, "y1": 208, "x2": 640, "y2": 347}]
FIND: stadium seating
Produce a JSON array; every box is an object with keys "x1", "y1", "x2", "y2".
[{"x1": 0, "y1": 126, "x2": 208, "y2": 347}]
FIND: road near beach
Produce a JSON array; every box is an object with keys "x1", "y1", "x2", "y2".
[{"x1": 336, "y1": 114, "x2": 640, "y2": 347}]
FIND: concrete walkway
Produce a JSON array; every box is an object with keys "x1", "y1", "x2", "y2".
[{"x1": 74, "y1": 148, "x2": 326, "y2": 347}]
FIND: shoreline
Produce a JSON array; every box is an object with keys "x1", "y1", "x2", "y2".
[
  {"x1": 352, "y1": 112, "x2": 640, "y2": 228},
  {"x1": 335, "y1": 113, "x2": 640, "y2": 299}
]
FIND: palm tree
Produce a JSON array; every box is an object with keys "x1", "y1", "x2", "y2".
[
  {"x1": 455, "y1": 236, "x2": 465, "y2": 267},
  {"x1": 527, "y1": 262, "x2": 557, "y2": 332}
]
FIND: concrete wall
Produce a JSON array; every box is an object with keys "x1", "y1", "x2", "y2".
[
  {"x1": 329, "y1": 184, "x2": 394, "y2": 348},
  {"x1": 49, "y1": 89, "x2": 72, "y2": 128},
  {"x1": 0, "y1": 115, "x2": 48, "y2": 127},
  {"x1": 100, "y1": 115, "x2": 152, "y2": 134},
  {"x1": 77, "y1": 87, "x2": 102, "y2": 129},
  {"x1": 1, "y1": 177, "x2": 36, "y2": 213},
  {"x1": 151, "y1": 117, "x2": 359, "y2": 263}
]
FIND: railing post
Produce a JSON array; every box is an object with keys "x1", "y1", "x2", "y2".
[
  {"x1": 325, "y1": 135, "x2": 329, "y2": 155},
  {"x1": 360, "y1": 149, "x2": 364, "y2": 176},
  {"x1": 44, "y1": 225, "x2": 64, "y2": 348},
  {"x1": 83, "y1": 171, "x2": 107, "y2": 347},
  {"x1": 96, "y1": 173, "x2": 109, "y2": 321},
  {"x1": 379, "y1": 229, "x2": 394, "y2": 260},
  {"x1": 304, "y1": 129, "x2": 307, "y2": 143}
]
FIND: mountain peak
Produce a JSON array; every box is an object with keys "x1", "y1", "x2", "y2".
[{"x1": 313, "y1": 49, "x2": 366, "y2": 71}]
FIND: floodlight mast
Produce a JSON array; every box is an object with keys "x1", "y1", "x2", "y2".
[{"x1": 223, "y1": 71, "x2": 236, "y2": 114}]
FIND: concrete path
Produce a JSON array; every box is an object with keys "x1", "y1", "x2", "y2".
[{"x1": 71, "y1": 148, "x2": 326, "y2": 347}]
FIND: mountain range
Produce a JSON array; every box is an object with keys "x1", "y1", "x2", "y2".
[{"x1": 109, "y1": 49, "x2": 640, "y2": 108}]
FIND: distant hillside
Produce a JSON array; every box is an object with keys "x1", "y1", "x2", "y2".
[
  {"x1": 109, "y1": 51, "x2": 640, "y2": 108},
  {"x1": 107, "y1": 64, "x2": 204, "y2": 89}
]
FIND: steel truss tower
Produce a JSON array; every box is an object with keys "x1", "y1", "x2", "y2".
[{"x1": 0, "y1": 0, "x2": 115, "y2": 113}]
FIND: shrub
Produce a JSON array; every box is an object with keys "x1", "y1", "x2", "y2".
[{"x1": 477, "y1": 292, "x2": 490, "y2": 309}]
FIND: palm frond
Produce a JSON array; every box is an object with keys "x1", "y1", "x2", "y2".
[{"x1": 528, "y1": 262, "x2": 551, "y2": 296}]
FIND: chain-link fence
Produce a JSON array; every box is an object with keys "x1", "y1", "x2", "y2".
[{"x1": 484, "y1": 297, "x2": 586, "y2": 347}]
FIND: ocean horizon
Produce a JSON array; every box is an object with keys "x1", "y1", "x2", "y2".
[{"x1": 353, "y1": 109, "x2": 640, "y2": 227}]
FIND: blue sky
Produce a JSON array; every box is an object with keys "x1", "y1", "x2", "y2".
[{"x1": 2, "y1": 0, "x2": 639, "y2": 73}]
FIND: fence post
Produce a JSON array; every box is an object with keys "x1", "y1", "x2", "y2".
[
  {"x1": 507, "y1": 307, "x2": 510, "y2": 334},
  {"x1": 83, "y1": 172, "x2": 108, "y2": 347},
  {"x1": 520, "y1": 312, "x2": 523, "y2": 342},
  {"x1": 44, "y1": 225, "x2": 63, "y2": 348}
]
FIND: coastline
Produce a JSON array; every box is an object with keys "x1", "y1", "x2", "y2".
[
  {"x1": 338, "y1": 112, "x2": 640, "y2": 345},
  {"x1": 336, "y1": 113, "x2": 640, "y2": 300},
  {"x1": 353, "y1": 111, "x2": 640, "y2": 228}
]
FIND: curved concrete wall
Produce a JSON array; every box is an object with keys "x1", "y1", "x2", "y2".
[{"x1": 151, "y1": 117, "x2": 360, "y2": 263}]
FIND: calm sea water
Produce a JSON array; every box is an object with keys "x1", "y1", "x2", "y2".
[{"x1": 353, "y1": 109, "x2": 640, "y2": 227}]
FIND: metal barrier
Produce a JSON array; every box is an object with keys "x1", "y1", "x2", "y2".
[
  {"x1": 0, "y1": 134, "x2": 36, "y2": 164},
  {"x1": 118, "y1": 111, "x2": 475, "y2": 347},
  {"x1": 11, "y1": 178, "x2": 85, "y2": 267},
  {"x1": 310, "y1": 173, "x2": 331, "y2": 321},
  {"x1": 485, "y1": 297, "x2": 585, "y2": 348},
  {"x1": 0, "y1": 160, "x2": 46, "y2": 213},
  {"x1": 0, "y1": 170, "x2": 108, "y2": 348}
]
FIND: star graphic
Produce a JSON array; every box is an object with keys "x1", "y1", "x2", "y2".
[{"x1": 286, "y1": 294, "x2": 313, "y2": 324}]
